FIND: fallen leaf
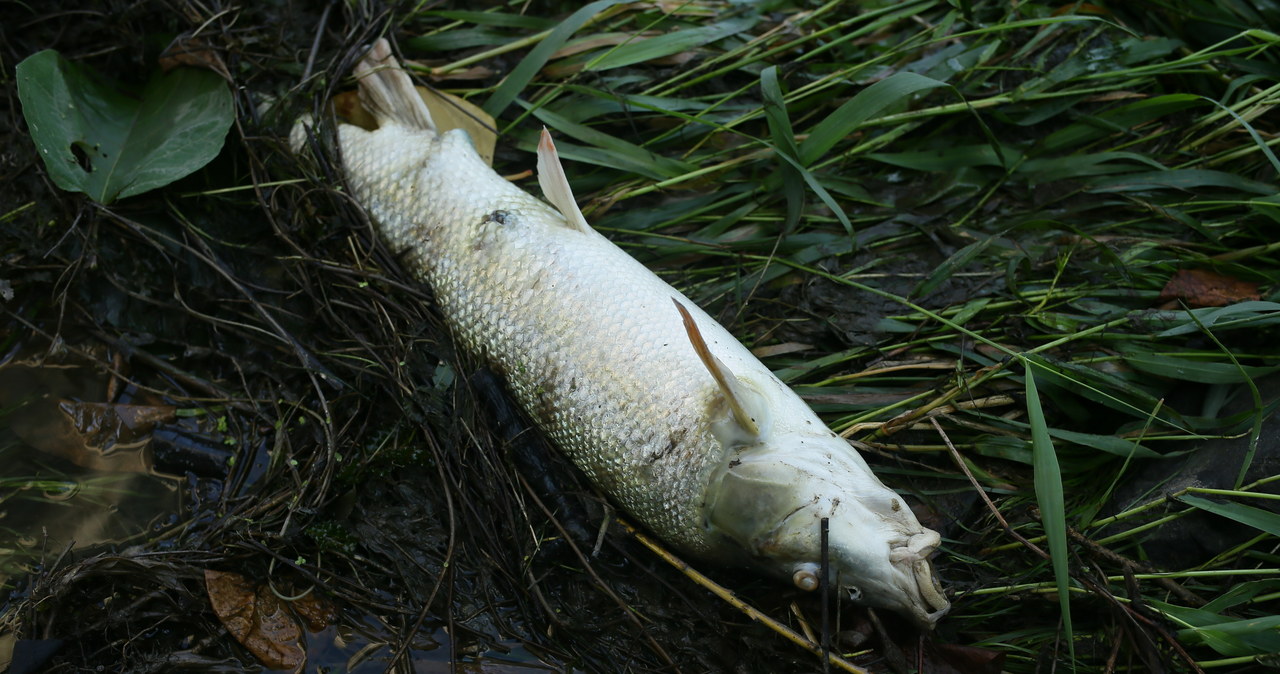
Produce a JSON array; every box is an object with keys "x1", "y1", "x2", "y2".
[
  {"x1": 60, "y1": 401, "x2": 176, "y2": 450},
  {"x1": 750, "y1": 342, "x2": 813, "y2": 358},
  {"x1": 205, "y1": 570, "x2": 304, "y2": 672},
  {"x1": 159, "y1": 34, "x2": 230, "y2": 79},
  {"x1": 292, "y1": 591, "x2": 338, "y2": 632},
  {"x1": 1158, "y1": 268, "x2": 1261, "y2": 308},
  {"x1": 15, "y1": 49, "x2": 233, "y2": 204}
]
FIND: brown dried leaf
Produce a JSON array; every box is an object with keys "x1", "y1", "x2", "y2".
[
  {"x1": 159, "y1": 34, "x2": 230, "y2": 79},
  {"x1": 61, "y1": 402, "x2": 176, "y2": 448},
  {"x1": 1158, "y1": 268, "x2": 1260, "y2": 308},
  {"x1": 292, "y1": 591, "x2": 338, "y2": 632},
  {"x1": 205, "y1": 570, "x2": 304, "y2": 672},
  {"x1": 425, "y1": 64, "x2": 498, "y2": 81},
  {"x1": 750, "y1": 341, "x2": 813, "y2": 358}
]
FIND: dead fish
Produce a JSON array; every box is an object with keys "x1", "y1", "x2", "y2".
[{"x1": 303, "y1": 39, "x2": 949, "y2": 628}]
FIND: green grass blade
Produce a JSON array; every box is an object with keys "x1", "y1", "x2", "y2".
[
  {"x1": 760, "y1": 65, "x2": 805, "y2": 232},
  {"x1": 1120, "y1": 349, "x2": 1280, "y2": 384},
  {"x1": 427, "y1": 10, "x2": 555, "y2": 29},
  {"x1": 1088, "y1": 168, "x2": 1276, "y2": 194},
  {"x1": 525, "y1": 104, "x2": 693, "y2": 179},
  {"x1": 586, "y1": 15, "x2": 759, "y2": 71},
  {"x1": 483, "y1": 0, "x2": 628, "y2": 118},
  {"x1": 1177, "y1": 495, "x2": 1280, "y2": 537},
  {"x1": 799, "y1": 71, "x2": 949, "y2": 166},
  {"x1": 1024, "y1": 362, "x2": 1075, "y2": 664}
]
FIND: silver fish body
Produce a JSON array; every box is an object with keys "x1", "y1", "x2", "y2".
[{"x1": 321, "y1": 40, "x2": 949, "y2": 627}]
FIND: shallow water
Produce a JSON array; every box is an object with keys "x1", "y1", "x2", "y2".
[{"x1": 0, "y1": 349, "x2": 185, "y2": 589}]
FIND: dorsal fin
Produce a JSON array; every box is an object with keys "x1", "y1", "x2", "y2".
[
  {"x1": 537, "y1": 128, "x2": 591, "y2": 233},
  {"x1": 672, "y1": 298, "x2": 761, "y2": 437}
]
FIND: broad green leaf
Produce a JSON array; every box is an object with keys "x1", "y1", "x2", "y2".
[
  {"x1": 1025, "y1": 364, "x2": 1074, "y2": 661},
  {"x1": 799, "y1": 72, "x2": 949, "y2": 165},
  {"x1": 1177, "y1": 494, "x2": 1280, "y2": 537},
  {"x1": 16, "y1": 50, "x2": 232, "y2": 204},
  {"x1": 585, "y1": 16, "x2": 757, "y2": 71},
  {"x1": 484, "y1": 0, "x2": 630, "y2": 118}
]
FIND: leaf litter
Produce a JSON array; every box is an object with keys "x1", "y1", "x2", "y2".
[{"x1": 1, "y1": 1, "x2": 1279, "y2": 673}]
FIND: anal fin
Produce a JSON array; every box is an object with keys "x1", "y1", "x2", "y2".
[
  {"x1": 672, "y1": 298, "x2": 761, "y2": 438},
  {"x1": 537, "y1": 128, "x2": 591, "y2": 233}
]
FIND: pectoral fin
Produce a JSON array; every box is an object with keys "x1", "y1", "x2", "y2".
[
  {"x1": 672, "y1": 298, "x2": 760, "y2": 438},
  {"x1": 537, "y1": 128, "x2": 591, "y2": 233}
]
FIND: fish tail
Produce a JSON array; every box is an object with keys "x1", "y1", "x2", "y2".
[{"x1": 354, "y1": 38, "x2": 436, "y2": 132}]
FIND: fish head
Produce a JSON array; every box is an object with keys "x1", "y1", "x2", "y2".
[{"x1": 705, "y1": 442, "x2": 950, "y2": 628}]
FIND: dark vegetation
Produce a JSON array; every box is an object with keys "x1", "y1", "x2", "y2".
[{"x1": 1, "y1": 1, "x2": 1278, "y2": 672}]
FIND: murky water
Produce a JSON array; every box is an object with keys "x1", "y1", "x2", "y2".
[{"x1": 0, "y1": 348, "x2": 184, "y2": 590}]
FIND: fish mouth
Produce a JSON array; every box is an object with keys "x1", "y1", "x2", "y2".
[{"x1": 912, "y1": 558, "x2": 950, "y2": 627}]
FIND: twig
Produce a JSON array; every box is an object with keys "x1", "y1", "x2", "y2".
[
  {"x1": 515, "y1": 475, "x2": 679, "y2": 671},
  {"x1": 617, "y1": 520, "x2": 871, "y2": 674}
]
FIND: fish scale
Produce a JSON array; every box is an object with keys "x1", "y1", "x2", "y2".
[
  {"x1": 315, "y1": 38, "x2": 949, "y2": 628},
  {"x1": 341, "y1": 122, "x2": 732, "y2": 555}
]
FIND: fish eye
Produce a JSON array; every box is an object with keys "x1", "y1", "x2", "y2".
[
  {"x1": 792, "y1": 564, "x2": 820, "y2": 591},
  {"x1": 847, "y1": 585, "x2": 863, "y2": 601}
]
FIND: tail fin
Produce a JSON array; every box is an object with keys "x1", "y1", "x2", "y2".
[{"x1": 353, "y1": 38, "x2": 436, "y2": 132}]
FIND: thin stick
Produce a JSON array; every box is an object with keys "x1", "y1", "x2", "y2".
[
  {"x1": 618, "y1": 520, "x2": 871, "y2": 674},
  {"x1": 821, "y1": 517, "x2": 831, "y2": 674}
]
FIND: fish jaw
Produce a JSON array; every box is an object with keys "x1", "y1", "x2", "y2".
[{"x1": 705, "y1": 435, "x2": 950, "y2": 629}]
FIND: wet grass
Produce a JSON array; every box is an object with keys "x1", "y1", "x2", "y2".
[{"x1": 2, "y1": 0, "x2": 1279, "y2": 672}]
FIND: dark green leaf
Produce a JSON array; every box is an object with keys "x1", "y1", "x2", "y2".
[{"x1": 16, "y1": 50, "x2": 232, "y2": 204}]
